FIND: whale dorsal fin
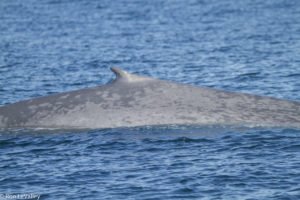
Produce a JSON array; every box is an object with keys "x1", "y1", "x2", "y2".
[{"x1": 110, "y1": 67, "x2": 152, "y2": 83}]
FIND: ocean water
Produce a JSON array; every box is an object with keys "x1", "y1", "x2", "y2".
[{"x1": 0, "y1": 0, "x2": 300, "y2": 199}]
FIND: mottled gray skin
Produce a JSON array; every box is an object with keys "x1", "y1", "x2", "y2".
[{"x1": 0, "y1": 67, "x2": 300, "y2": 129}]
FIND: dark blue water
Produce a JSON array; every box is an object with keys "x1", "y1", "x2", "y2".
[{"x1": 0, "y1": 0, "x2": 300, "y2": 199}]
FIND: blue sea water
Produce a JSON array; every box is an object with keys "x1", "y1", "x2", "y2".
[{"x1": 0, "y1": 0, "x2": 300, "y2": 199}]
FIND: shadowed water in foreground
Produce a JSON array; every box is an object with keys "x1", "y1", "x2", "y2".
[{"x1": 0, "y1": 126, "x2": 300, "y2": 199}]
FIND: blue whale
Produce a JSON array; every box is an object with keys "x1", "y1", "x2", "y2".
[{"x1": 0, "y1": 67, "x2": 299, "y2": 129}]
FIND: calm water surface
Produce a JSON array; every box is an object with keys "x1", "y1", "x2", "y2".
[{"x1": 0, "y1": 0, "x2": 300, "y2": 199}]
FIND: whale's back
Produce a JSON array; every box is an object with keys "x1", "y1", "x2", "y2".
[{"x1": 0, "y1": 67, "x2": 300, "y2": 129}]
